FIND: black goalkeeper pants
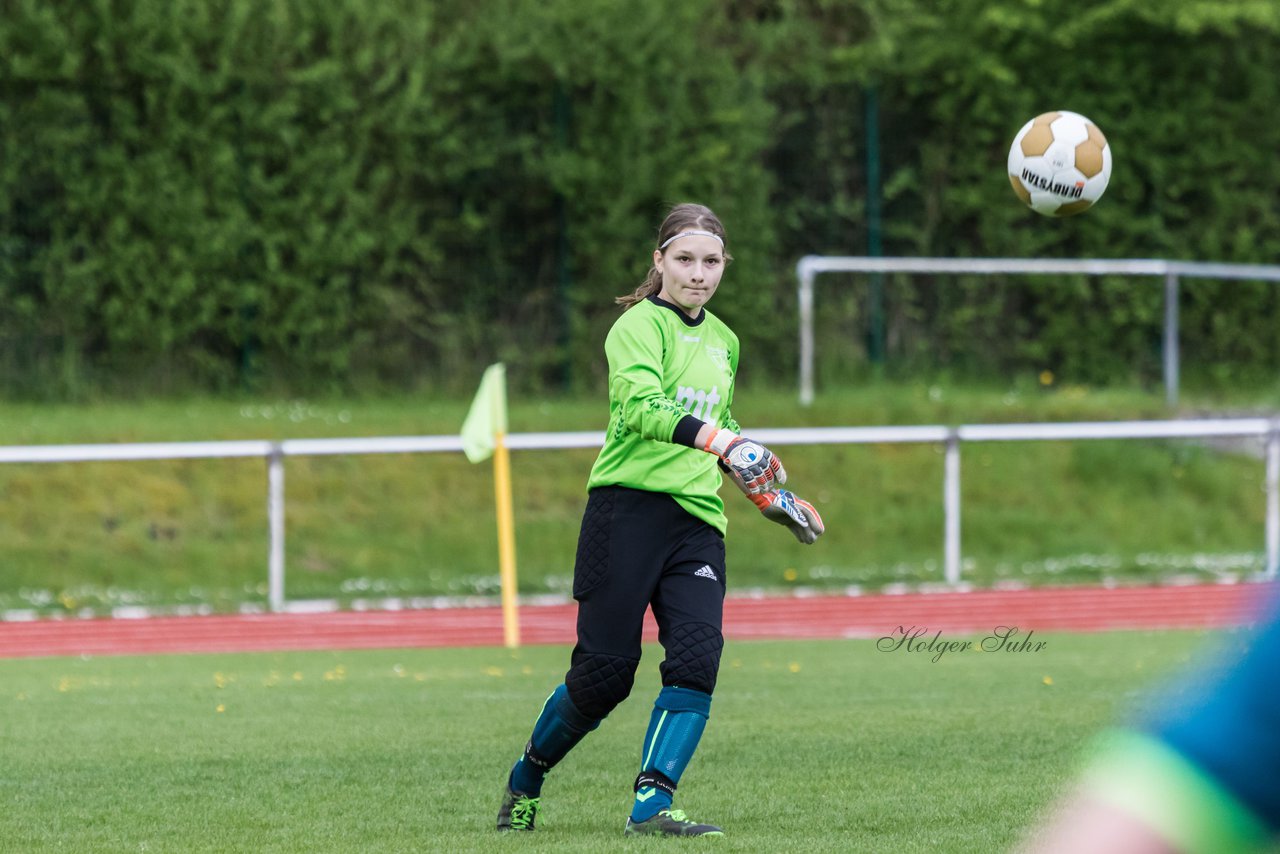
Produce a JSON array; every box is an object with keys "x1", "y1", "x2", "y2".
[{"x1": 563, "y1": 485, "x2": 727, "y2": 720}]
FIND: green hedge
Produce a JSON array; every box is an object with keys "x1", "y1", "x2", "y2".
[{"x1": 2, "y1": 0, "x2": 1278, "y2": 398}]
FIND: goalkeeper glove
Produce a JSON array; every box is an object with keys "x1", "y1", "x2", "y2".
[
  {"x1": 703, "y1": 428, "x2": 786, "y2": 495},
  {"x1": 752, "y1": 490, "x2": 824, "y2": 545}
]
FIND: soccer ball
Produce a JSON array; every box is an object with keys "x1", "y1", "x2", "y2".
[{"x1": 1007, "y1": 111, "x2": 1111, "y2": 217}]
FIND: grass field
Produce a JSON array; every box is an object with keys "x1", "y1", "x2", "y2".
[
  {"x1": 0, "y1": 629, "x2": 1227, "y2": 853},
  {"x1": 0, "y1": 383, "x2": 1275, "y2": 614}
]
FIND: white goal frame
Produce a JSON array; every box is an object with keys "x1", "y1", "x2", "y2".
[{"x1": 796, "y1": 256, "x2": 1280, "y2": 407}]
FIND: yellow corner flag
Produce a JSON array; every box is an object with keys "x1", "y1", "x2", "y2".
[
  {"x1": 461, "y1": 363, "x2": 508, "y2": 463},
  {"x1": 461, "y1": 363, "x2": 519, "y2": 648}
]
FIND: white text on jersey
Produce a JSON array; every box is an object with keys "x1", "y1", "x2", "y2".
[{"x1": 675, "y1": 385, "x2": 721, "y2": 422}]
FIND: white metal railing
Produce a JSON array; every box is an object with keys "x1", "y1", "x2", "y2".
[
  {"x1": 1, "y1": 418, "x2": 1277, "y2": 611},
  {"x1": 795, "y1": 257, "x2": 1280, "y2": 408}
]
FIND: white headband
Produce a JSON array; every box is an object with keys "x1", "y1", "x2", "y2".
[{"x1": 659, "y1": 229, "x2": 724, "y2": 250}]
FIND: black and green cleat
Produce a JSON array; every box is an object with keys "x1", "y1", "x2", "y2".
[
  {"x1": 496, "y1": 788, "x2": 540, "y2": 832},
  {"x1": 624, "y1": 808, "x2": 723, "y2": 837}
]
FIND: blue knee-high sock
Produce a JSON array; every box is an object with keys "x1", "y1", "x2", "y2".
[
  {"x1": 508, "y1": 683, "x2": 601, "y2": 796},
  {"x1": 630, "y1": 686, "x2": 712, "y2": 822}
]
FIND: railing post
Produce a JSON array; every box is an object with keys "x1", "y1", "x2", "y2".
[
  {"x1": 798, "y1": 260, "x2": 816, "y2": 407},
  {"x1": 1267, "y1": 424, "x2": 1279, "y2": 580},
  {"x1": 1163, "y1": 271, "x2": 1180, "y2": 409},
  {"x1": 268, "y1": 444, "x2": 286, "y2": 612},
  {"x1": 944, "y1": 430, "x2": 962, "y2": 584}
]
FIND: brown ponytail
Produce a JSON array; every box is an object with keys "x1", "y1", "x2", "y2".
[{"x1": 615, "y1": 203, "x2": 732, "y2": 308}]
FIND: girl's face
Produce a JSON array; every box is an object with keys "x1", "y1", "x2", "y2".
[{"x1": 654, "y1": 234, "x2": 726, "y2": 319}]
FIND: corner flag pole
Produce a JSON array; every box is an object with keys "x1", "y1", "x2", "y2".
[
  {"x1": 493, "y1": 428, "x2": 520, "y2": 649},
  {"x1": 461, "y1": 363, "x2": 520, "y2": 649}
]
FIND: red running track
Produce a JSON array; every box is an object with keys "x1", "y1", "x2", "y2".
[{"x1": 0, "y1": 583, "x2": 1273, "y2": 659}]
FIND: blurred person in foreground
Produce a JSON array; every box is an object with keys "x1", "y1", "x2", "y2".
[
  {"x1": 495, "y1": 203, "x2": 823, "y2": 837},
  {"x1": 1018, "y1": 585, "x2": 1280, "y2": 853}
]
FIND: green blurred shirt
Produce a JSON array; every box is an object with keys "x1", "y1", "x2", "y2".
[{"x1": 586, "y1": 296, "x2": 741, "y2": 534}]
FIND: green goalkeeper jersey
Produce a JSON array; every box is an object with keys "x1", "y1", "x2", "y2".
[{"x1": 587, "y1": 296, "x2": 742, "y2": 534}]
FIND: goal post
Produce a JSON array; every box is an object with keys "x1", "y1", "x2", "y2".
[{"x1": 795, "y1": 256, "x2": 1280, "y2": 408}]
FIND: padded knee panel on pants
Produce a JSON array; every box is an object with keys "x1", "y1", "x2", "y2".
[
  {"x1": 660, "y1": 622, "x2": 724, "y2": 695},
  {"x1": 565, "y1": 651, "x2": 638, "y2": 720}
]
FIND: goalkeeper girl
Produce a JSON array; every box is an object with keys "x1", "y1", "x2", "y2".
[{"x1": 497, "y1": 202, "x2": 824, "y2": 837}]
